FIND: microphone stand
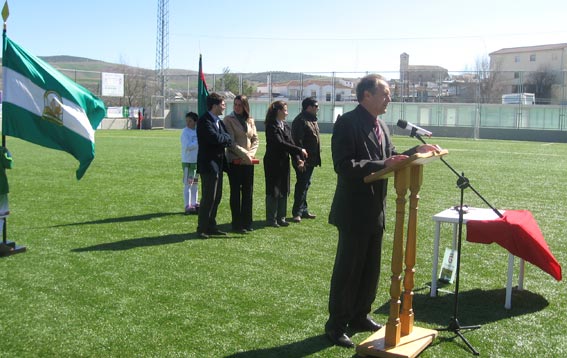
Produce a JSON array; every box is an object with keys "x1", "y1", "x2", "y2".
[
  {"x1": 410, "y1": 130, "x2": 503, "y2": 356},
  {"x1": 412, "y1": 130, "x2": 502, "y2": 218}
]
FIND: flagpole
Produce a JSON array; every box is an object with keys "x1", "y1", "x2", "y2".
[
  {"x1": 0, "y1": 0, "x2": 26, "y2": 257},
  {"x1": 2, "y1": 1, "x2": 7, "y2": 148}
]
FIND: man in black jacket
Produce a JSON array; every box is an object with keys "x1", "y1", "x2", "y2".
[
  {"x1": 325, "y1": 75, "x2": 438, "y2": 348},
  {"x1": 196, "y1": 93, "x2": 232, "y2": 238},
  {"x1": 291, "y1": 97, "x2": 321, "y2": 223}
]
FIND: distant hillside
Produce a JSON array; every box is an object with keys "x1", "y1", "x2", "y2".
[
  {"x1": 39, "y1": 56, "x2": 197, "y2": 77},
  {"x1": 2, "y1": 55, "x2": 315, "y2": 82},
  {"x1": 40, "y1": 56, "x2": 137, "y2": 73},
  {"x1": 41, "y1": 55, "x2": 104, "y2": 63},
  {"x1": 238, "y1": 72, "x2": 318, "y2": 83},
  {"x1": 0, "y1": 55, "x2": 324, "y2": 96},
  {"x1": 0, "y1": 55, "x2": 199, "y2": 92}
]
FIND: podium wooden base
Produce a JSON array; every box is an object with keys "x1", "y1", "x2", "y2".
[{"x1": 356, "y1": 327, "x2": 438, "y2": 358}]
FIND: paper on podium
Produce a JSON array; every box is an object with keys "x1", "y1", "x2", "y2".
[{"x1": 364, "y1": 149, "x2": 448, "y2": 183}]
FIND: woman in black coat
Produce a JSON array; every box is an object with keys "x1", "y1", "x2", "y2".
[{"x1": 263, "y1": 100, "x2": 307, "y2": 227}]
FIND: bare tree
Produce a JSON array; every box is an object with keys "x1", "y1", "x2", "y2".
[
  {"x1": 106, "y1": 57, "x2": 155, "y2": 109},
  {"x1": 526, "y1": 65, "x2": 558, "y2": 104},
  {"x1": 475, "y1": 55, "x2": 503, "y2": 103},
  {"x1": 122, "y1": 66, "x2": 152, "y2": 108}
]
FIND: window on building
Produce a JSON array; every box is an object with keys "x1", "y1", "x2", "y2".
[
  {"x1": 530, "y1": 54, "x2": 536, "y2": 62},
  {"x1": 514, "y1": 72, "x2": 520, "y2": 79},
  {"x1": 311, "y1": 90, "x2": 316, "y2": 98},
  {"x1": 325, "y1": 93, "x2": 331, "y2": 102},
  {"x1": 336, "y1": 93, "x2": 342, "y2": 101},
  {"x1": 514, "y1": 56, "x2": 520, "y2": 63}
]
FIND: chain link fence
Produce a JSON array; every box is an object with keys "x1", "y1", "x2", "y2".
[{"x1": 3, "y1": 67, "x2": 567, "y2": 135}]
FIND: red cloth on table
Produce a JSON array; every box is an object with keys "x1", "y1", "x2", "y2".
[{"x1": 466, "y1": 210, "x2": 562, "y2": 281}]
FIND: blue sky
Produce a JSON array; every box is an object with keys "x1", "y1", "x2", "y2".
[{"x1": 4, "y1": 0, "x2": 567, "y2": 75}]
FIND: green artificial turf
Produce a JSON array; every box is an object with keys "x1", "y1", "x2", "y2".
[{"x1": 0, "y1": 129, "x2": 565, "y2": 357}]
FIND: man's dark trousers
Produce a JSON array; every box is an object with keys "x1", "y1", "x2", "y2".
[
  {"x1": 292, "y1": 165, "x2": 314, "y2": 217},
  {"x1": 197, "y1": 171, "x2": 223, "y2": 233},
  {"x1": 327, "y1": 226, "x2": 383, "y2": 331}
]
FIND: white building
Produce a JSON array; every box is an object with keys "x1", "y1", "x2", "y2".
[
  {"x1": 256, "y1": 78, "x2": 355, "y2": 102},
  {"x1": 490, "y1": 43, "x2": 567, "y2": 104}
]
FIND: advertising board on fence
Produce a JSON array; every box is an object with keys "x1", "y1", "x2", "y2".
[
  {"x1": 106, "y1": 106, "x2": 127, "y2": 118},
  {"x1": 101, "y1": 72, "x2": 124, "y2": 97}
]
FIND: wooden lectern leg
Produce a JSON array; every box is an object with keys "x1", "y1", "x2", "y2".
[
  {"x1": 401, "y1": 165, "x2": 423, "y2": 336},
  {"x1": 358, "y1": 152, "x2": 447, "y2": 357},
  {"x1": 385, "y1": 167, "x2": 410, "y2": 348}
]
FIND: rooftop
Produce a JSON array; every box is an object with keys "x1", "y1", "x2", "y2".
[{"x1": 490, "y1": 43, "x2": 567, "y2": 55}]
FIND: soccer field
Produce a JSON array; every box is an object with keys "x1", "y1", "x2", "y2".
[{"x1": 1, "y1": 130, "x2": 565, "y2": 357}]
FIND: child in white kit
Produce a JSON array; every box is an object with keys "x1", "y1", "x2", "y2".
[{"x1": 181, "y1": 112, "x2": 199, "y2": 214}]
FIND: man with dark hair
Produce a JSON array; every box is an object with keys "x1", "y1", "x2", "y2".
[
  {"x1": 325, "y1": 74, "x2": 439, "y2": 348},
  {"x1": 196, "y1": 93, "x2": 232, "y2": 238},
  {"x1": 291, "y1": 97, "x2": 321, "y2": 223}
]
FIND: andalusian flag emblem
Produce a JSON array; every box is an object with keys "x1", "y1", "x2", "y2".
[{"x1": 2, "y1": 32, "x2": 106, "y2": 179}]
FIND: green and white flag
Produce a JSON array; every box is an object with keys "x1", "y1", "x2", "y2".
[
  {"x1": 2, "y1": 32, "x2": 106, "y2": 179},
  {"x1": 197, "y1": 54, "x2": 209, "y2": 117}
]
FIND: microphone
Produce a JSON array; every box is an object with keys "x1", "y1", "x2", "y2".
[{"x1": 397, "y1": 119, "x2": 432, "y2": 137}]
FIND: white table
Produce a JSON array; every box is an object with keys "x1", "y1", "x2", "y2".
[{"x1": 430, "y1": 207, "x2": 524, "y2": 309}]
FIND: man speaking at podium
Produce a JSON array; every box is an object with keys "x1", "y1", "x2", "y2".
[{"x1": 325, "y1": 75, "x2": 438, "y2": 348}]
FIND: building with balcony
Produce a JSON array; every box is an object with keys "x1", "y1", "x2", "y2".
[{"x1": 489, "y1": 43, "x2": 567, "y2": 104}]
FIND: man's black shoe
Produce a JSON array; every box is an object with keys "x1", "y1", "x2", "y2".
[
  {"x1": 277, "y1": 220, "x2": 290, "y2": 227},
  {"x1": 196, "y1": 232, "x2": 209, "y2": 239},
  {"x1": 301, "y1": 212, "x2": 316, "y2": 219},
  {"x1": 325, "y1": 329, "x2": 354, "y2": 348},
  {"x1": 208, "y1": 229, "x2": 227, "y2": 236},
  {"x1": 349, "y1": 317, "x2": 382, "y2": 332},
  {"x1": 245, "y1": 227, "x2": 254, "y2": 232},
  {"x1": 232, "y1": 228, "x2": 247, "y2": 234}
]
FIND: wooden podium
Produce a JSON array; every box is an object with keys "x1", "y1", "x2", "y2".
[{"x1": 356, "y1": 150, "x2": 448, "y2": 358}]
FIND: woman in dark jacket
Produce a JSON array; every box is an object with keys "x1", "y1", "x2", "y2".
[{"x1": 263, "y1": 100, "x2": 307, "y2": 227}]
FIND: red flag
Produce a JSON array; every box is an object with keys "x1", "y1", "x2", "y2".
[{"x1": 467, "y1": 210, "x2": 562, "y2": 281}]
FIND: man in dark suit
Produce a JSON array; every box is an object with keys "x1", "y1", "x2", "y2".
[
  {"x1": 196, "y1": 93, "x2": 232, "y2": 238},
  {"x1": 325, "y1": 75, "x2": 438, "y2": 348},
  {"x1": 291, "y1": 97, "x2": 321, "y2": 223}
]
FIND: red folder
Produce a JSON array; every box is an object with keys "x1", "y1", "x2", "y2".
[
  {"x1": 466, "y1": 210, "x2": 562, "y2": 281},
  {"x1": 231, "y1": 158, "x2": 260, "y2": 165}
]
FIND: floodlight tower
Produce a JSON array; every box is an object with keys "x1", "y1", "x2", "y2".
[{"x1": 155, "y1": 0, "x2": 169, "y2": 99}]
